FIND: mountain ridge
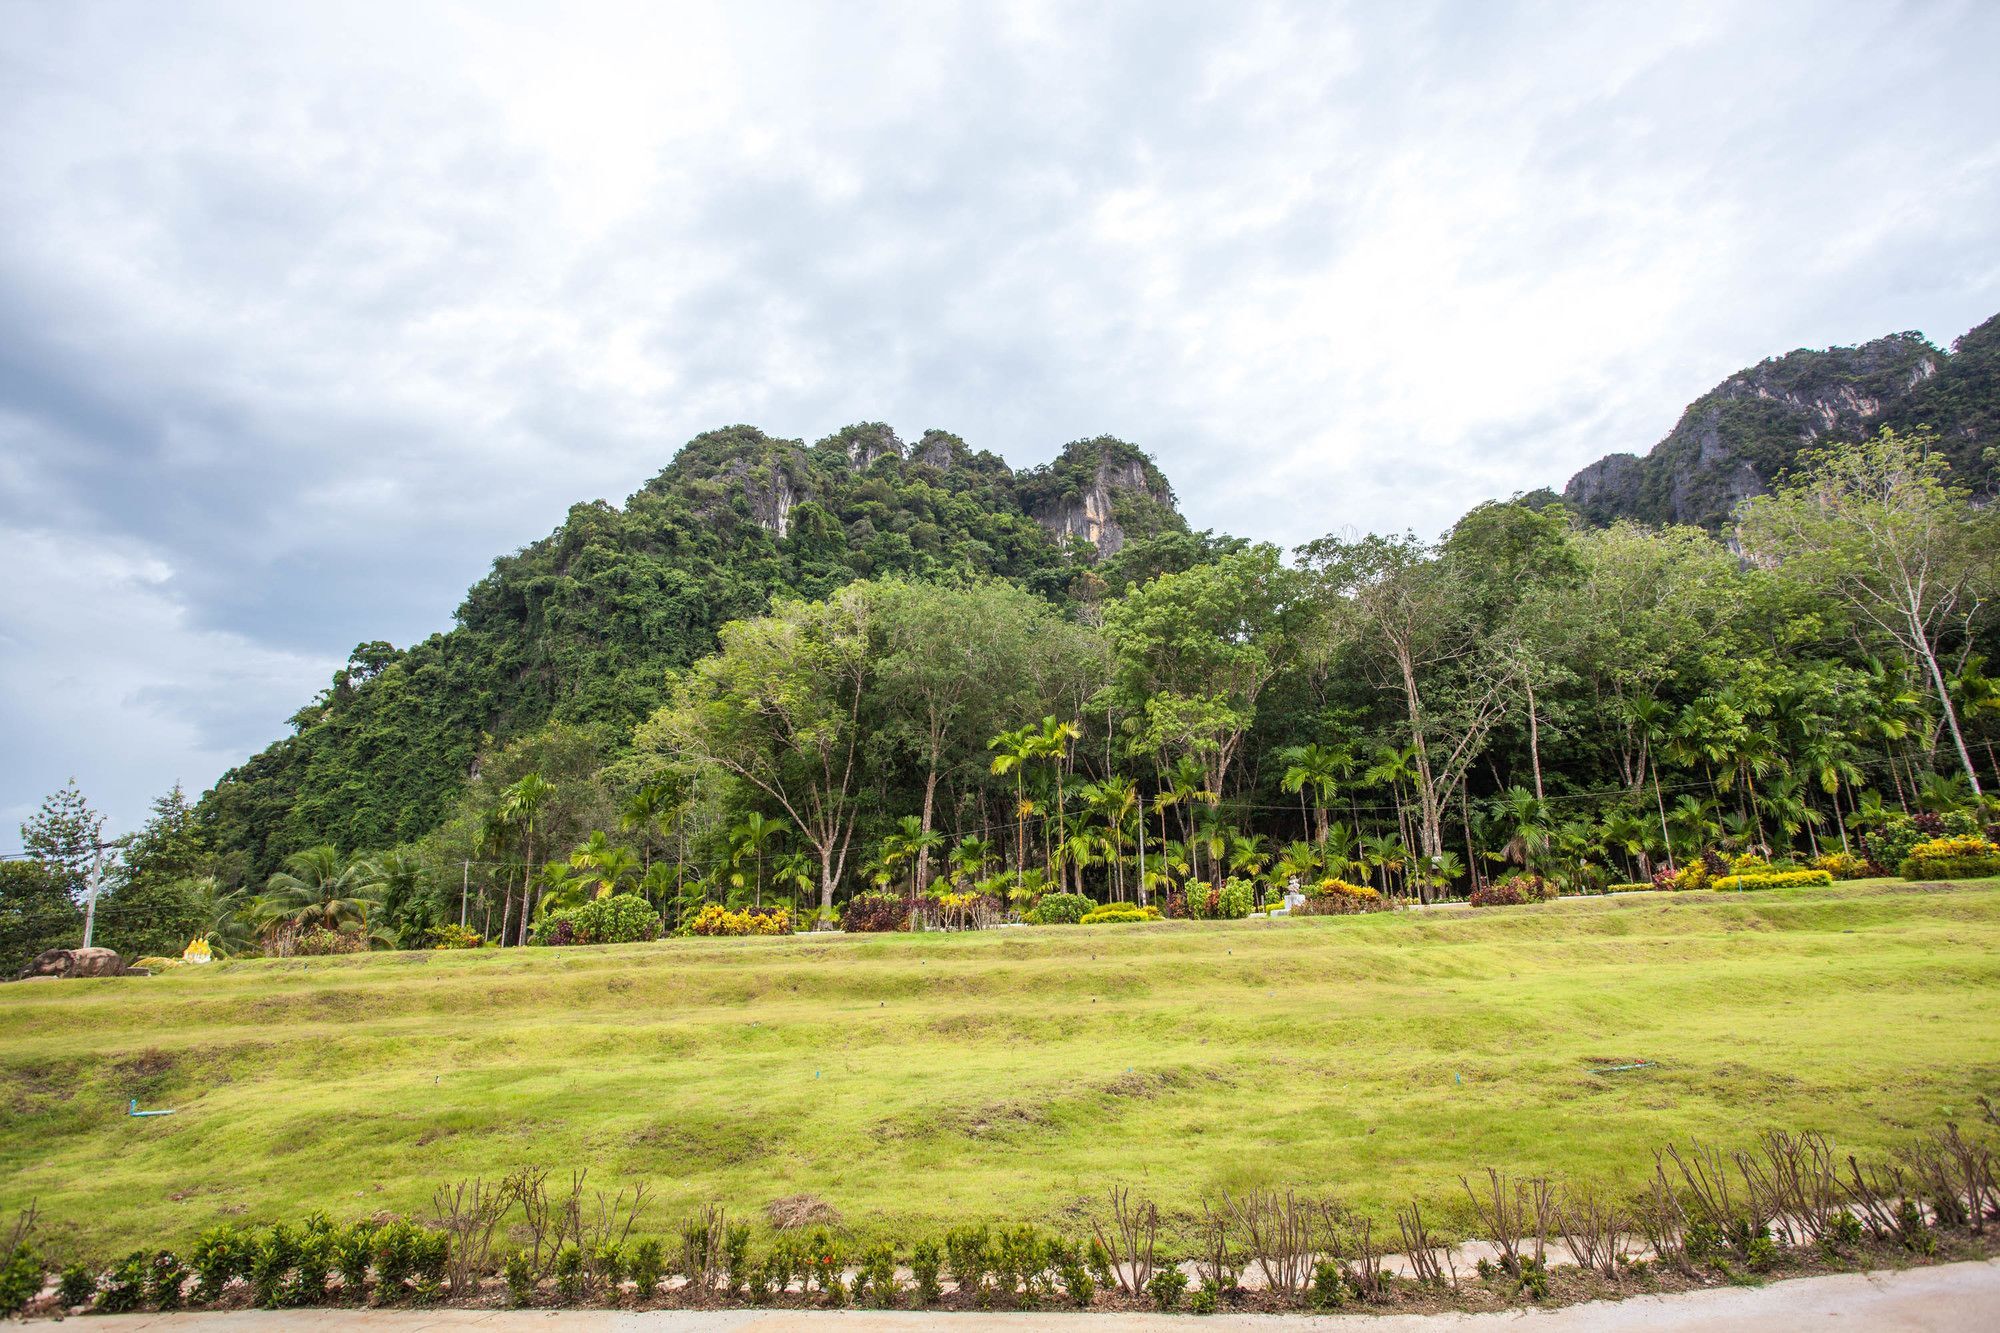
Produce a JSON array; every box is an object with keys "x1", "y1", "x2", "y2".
[{"x1": 1557, "y1": 312, "x2": 2000, "y2": 529}]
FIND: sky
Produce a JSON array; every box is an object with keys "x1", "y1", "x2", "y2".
[{"x1": 2, "y1": 0, "x2": 1998, "y2": 840}]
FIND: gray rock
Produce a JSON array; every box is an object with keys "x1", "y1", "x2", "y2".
[{"x1": 14, "y1": 945, "x2": 130, "y2": 980}]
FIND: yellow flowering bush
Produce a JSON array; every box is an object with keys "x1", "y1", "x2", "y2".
[
  {"x1": 1297, "y1": 879, "x2": 1383, "y2": 915},
  {"x1": 687, "y1": 904, "x2": 793, "y2": 936},
  {"x1": 1812, "y1": 851, "x2": 1870, "y2": 880},
  {"x1": 1899, "y1": 836, "x2": 2000, "y2": 881},
  {"x1": 1711, "y1": 869, "x2": 1834, "y2": 892}
]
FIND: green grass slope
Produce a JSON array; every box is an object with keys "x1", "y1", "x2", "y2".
[{"x1": 4, "y1": 881, "x2": 1998, "y2": 1253}]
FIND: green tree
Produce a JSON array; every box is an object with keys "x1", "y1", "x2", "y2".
[
  {"x1": 259, "y1": 846, "x2": 383, "y2": 934},
  {"x1": 1741, "y1": 428, "x2": 1997, "y2": 795}
]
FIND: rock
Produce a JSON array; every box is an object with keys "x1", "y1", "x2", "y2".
[{"x1": 14, "y1": 946, "x2": 129, "y2": 980}]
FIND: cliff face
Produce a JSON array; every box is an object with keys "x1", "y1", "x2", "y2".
[
  {"x1": 1561, "y1": 315, "x2": 1999, "y2": 531},
  {"x1": 1017, "y1": 436, "x2": 1184, "y2": 558}
]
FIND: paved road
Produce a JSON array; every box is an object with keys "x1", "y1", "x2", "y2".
[{"x1": 45, "y1": 1259, "x2": 2000, "y2": 1331}]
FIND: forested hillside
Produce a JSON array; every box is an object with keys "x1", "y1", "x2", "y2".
[
  {"x1": 195, "y1": 426, "x2": 1192, "y2": 880},
  {"x1": 1562, "y1": 313, "x2": 2000, "y2": 529}
]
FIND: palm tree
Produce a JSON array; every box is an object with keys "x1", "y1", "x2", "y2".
[
  {"x1": 1272, "y1": 840, "x2": 1322, "y2": 899},
  {"x1": 1155, "y1": 756, "x2": 1218, "y2": 880},
  {"x1": 498, "y1": 773, "x2": 555, "y2": 946},
  {"x1": 1360, "y1": 832, "x2": 1408, "y2": 899},
  {"x1": 949, "y1": 835, "x2": 992, "y2": 887},
  {"x1": 1598, "y1": 808, "x2": 1651, "y2": 881},
  {"x1": 1279, "y1": 744, "x2": 1351, "y2": 844},
  {"x1": 1626, "y1": 696, "x2": 1678, "y2": 872},
  {"x1": 1030, "y1": 717, "x2": 1081, "y2": 885},
  {"x1": 1319, "y1": 820, "x2": 1366, "y2": 882},
  {"x1": 184, "y1": 875, "x2": 256, "y2": 956},
  {"x1": 1364, "y1": 744, "x2": 1420, "y2": 852},
  {"x1": 1080, "y1": 776, "x2": 1139, "y2": 901},
  {"x1": 569, "y1": 831, "x2": 639, "y2": 898},
  {"x1": 260, "y1": 846, "x2": 383, "y2": 935},
  {"x1": 1486, "y1": 786, "x2": 1551, "y2": 873},
  {"x1": 619, "y1": 783, "x2": 677, "y2": 874},
  {"x1": 728, "y1": 813, "x2": 789, "y2": 908},
  {"x1": 878, "y1": 815, "x2": 944, "y2": 903},
  {"x1": 988, "y1": 724, "x2": 1039, "y2": 878}
]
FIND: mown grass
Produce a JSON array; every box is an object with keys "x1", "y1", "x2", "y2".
[{"x1": 4, "y1": 879, "x2": 1998, "y2": 1255}]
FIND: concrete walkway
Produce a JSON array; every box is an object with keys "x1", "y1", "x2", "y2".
[{"x1": 45, "y1": 1259, "x2": 2000, "y2": 1331}]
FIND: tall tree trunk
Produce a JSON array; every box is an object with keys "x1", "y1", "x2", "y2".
[
  {"x1": 1525, "y1": 673, "x2": 1545, "y2": 802},
  {"x1": 1918, "y1": 637, "x2": 1985, "y2": 796},
  {"x1": 917, "y1": 768, "x2": 939, "y2": 898}
]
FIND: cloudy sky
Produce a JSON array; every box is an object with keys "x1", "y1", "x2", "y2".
[{"x1": 2, "y1": 0, "x2": 1997, "y2": 839}]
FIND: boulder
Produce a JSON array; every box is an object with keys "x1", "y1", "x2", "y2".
[{"x1": 14, "y1": 946, "x2": 129, "y2": 980}]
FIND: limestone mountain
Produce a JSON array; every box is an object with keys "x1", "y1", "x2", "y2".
[
  {"x1": 198, "y1": 425, "x2": 1185, "y2": 876},
  {"x1": 1562, "y1": 312, "x2": 2000, "y2": 531}
]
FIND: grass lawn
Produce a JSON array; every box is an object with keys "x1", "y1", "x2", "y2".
[{"x1": 4, "y1": 879, "x2": 1998, "y2": 1255}]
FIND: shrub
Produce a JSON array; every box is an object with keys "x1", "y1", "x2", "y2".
[
  {"x1": 1899, "y1": 836, "x2": 2000, "y2": 881},
  {"x1": 552, "y1": 1243, "x2": 585, "y2": 1304},
  {"x1": 0, "y1": 1243, "x2": 40, "y2": 1317},
  {"x1": 250, "y1": 1225, "x2": 297, "y2": 1307},
  {"x1": 686, "y1": 904, "x2": 793, "y2": 937},
  {"x1": 1028, "y1": 892, "x2": 1094, "y2": 924},
  {"x1": 1711, "y1": 869, "x2": 1835, "y2": 892},
  {"x1": 1605, "y1": 882, "x2": 1654, "y2": 894},
  {"x1": 1177, "y1": 882, "x2": 1219, "y2": 919},
  {"x1": 1864, "y1": 810, "x2": 1978, "y2": 873},
  {"x1": 426, "y1": 923, "x2": 484, "y2": 949},
  {"x1": 333, "y1": 1221, "x2": 376, "y2": 1299},
  {"x1": 1310, "y1": 1258, "x2": 1348, "y2": 1309},
  {"x1": 1146, "y1": 1266, "x2": 1188, "y2": 1311},
  {"x1": 1728, "y1": 852, "x2": 1769, "y2": 875},
  {"x1": 1216, "y1": 879, "x2": 1254, "y2": 920},
  {"x1": 840, "y1": 891, "x2": 908, "y2": 933},
  {"x1": 1190, "y1": 1279, "x2": 1220, "y2": 1314},
  {"x1": 191, "y1": 1223, "x2": 255, "y2": 1302},
  {"x1": 910, "y1": 1238, "x2": 943, "y2": 1305},
  {"x1": 1080, "y1": 904, "x2": 1162, "y2": 925},
  {"x1": 102, "y1": 1251, "x2": 150, "y2": 1313},
  {"x1": 288, "y1": 1230, "x2": 332, "y2": 1306},
  {"x1": 1812, "y1": 851, "x2": 1870, "y2": 881},
  {"x1": 370, "y1": 1218, "x2": 447, "y2": 1301},
  {"x1": 537, "y1": 893, "x2": 663, "y2": 946},
  {"x1": 628, "y1": 1237, "x2": 663, "y2": 1298},
  {"x1": 1297, "y1": 878, "x2": 1382, "y2": 914},
  {"x1": 58, "y1": 1262, "x2": 96, "y2": 1308},
  {"x1": 1472, "y1": 872, "x2": 1556, "y2": 906},
  {"x1": 858, "y1": 1241, "x2": 897, "y2": 1307},
  {"x1": 504, "y1": 1252, "x2": 535, "y2": 1307},
  {"x1": 293, "y1": 926, "x2": 369, "y2": 956}
]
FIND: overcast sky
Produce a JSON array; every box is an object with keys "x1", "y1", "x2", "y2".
[{"x1": 3, "y1": 0, "x2": 1997, "y2": 840}]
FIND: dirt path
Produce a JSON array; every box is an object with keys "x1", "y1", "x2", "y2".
[{"x1": 45, "y1": 1258, "x2": 2000, "y2": 1331}]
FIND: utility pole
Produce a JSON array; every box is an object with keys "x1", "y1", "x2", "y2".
[{"x1": 79, "y1": 847, "x2": 109, "y2": 949}]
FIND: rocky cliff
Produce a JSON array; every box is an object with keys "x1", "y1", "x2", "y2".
[{"x1": 1561, "y1": 313, "x2": 2000, "y2": 531}]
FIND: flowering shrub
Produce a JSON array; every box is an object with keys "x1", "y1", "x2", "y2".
[
  {"x1": 1711, "y1": 869, "x2": 1835, "y2": 892},
  {"x1": 1297, "y1": 879, "x2": 1382, "y2": 915},
  {"x1": 1863, "y1": 810, "x2": 1978, "y2": 874},
  {"x1": 426, "y1": 924, "x2": 484, "y2": 949},
  {"x1": 1080, "y1": 904, "x2": 1162, "y2": 924},
  {"x1": 915, "y1": 890, "x2": 1003, "y2": 930},
  {"x1": 1028, "y1": 892, "x2": 1094, "y2": 924},
  {"x1": 1899, "y1": 836, "x2": 2000, "y2": 881},
  {"x1": 687, "y1": 904, "x2": 793, "y2": 936},
  {"x1": 840, "y1": 891, "x2": 908, "y2": 933},
  {"x1": 1469, "y1": 873, "x2": 1555, "y2": 907},
  {"x1": 1728, "y1": 852, "x2": 1769, "y2": 875},
  {"x1": 537, "y1": 893, "x2": 663, "y2": 945},
  {"x1": 1812, "y1": 851, "x2": 1870, "y2": 881}
]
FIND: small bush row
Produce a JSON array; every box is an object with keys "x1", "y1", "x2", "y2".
[
  {"x1": 685, "y1": 904, "x2": 793, "y2": 936},
  {"x1": 11, "y1": 1108, "x2": 1997, "y2": 1319},
  {"x1": 1711, "y1": 869, "x2": 1835, "y2": 892},
  {"x1": 536, "y1": 893, "x2": 663, "y2": 946}
]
